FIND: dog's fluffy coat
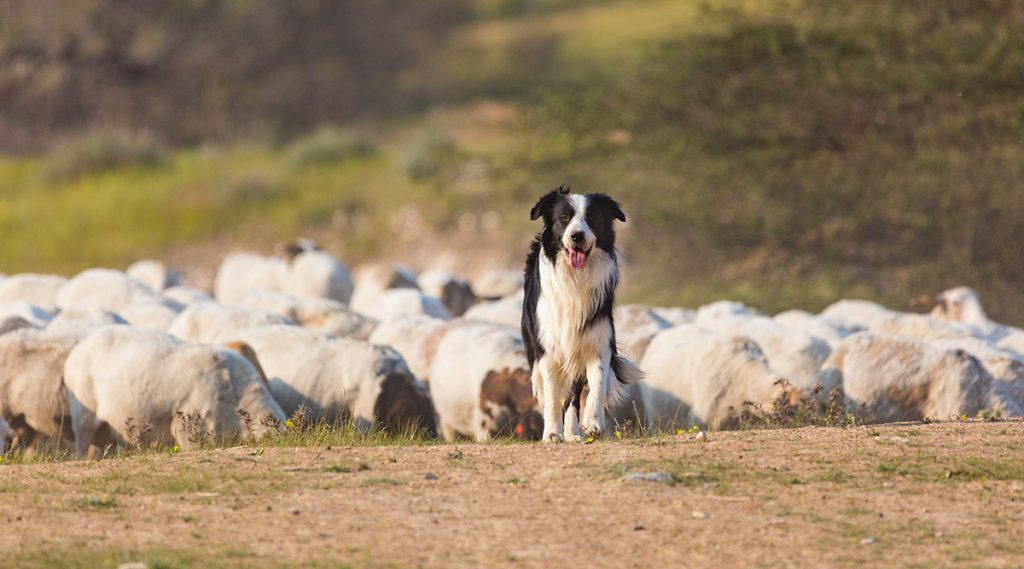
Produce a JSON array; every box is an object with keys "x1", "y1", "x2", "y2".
[{"x1": 521, "y1": 186, "x2": 643, "y2": 441}]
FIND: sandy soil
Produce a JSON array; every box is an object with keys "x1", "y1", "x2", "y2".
[{"x1": 4, "y1": 420, "x2": 1024, "y2": 568}]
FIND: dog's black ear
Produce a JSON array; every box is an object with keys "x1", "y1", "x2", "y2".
[
  {"x1": 588, "y1": 193, "x2": 626, "y2": 222},
  {"x1": 529, "y1": 186, "x2": 571, "y2": 221}
]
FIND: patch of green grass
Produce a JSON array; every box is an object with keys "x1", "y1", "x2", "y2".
[
  {"x1": 73, "y1": 495, "x2": 118, "y2": 510},
  {"x1": 321, "y1": 461, "x2": 371, "y2": 474},
  {"x1": 363, "y1": 477, "x2": 402, "y2": 487},
  {"x1": 876, "y1": 455, "x2": 1024, "y2": 484}
]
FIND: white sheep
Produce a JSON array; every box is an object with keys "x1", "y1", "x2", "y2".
[
  {"x1": 0, "y1": 301, "x2": 56, "y2": 328},
  {"x1": 64, "y1": 326, "x2": 286, "y2": 456},
  {"x1": 231, "y1": 325, "x2": 436, "y2": 435},
  {"x1": 167, "y1": 302, "x2": 293, "y2": 343},
  {"x1": 929, "y1": 287, "x2": 990, "y2": 328},
  {"x1": 698, "y1": 314, "x2": 832, "y2": 395},
  {"x1": 471, "y1": 269, "x2": 523, "y2": 300},
  {"x1": 773, "y1": 309, "x2": 863, "y2": 347},
  {"x1": 650, "y1": 306, "x2": 695, "y2": 326},
  {"x1": 348, "y1": 262, "x2": 419, "y2": 315},
  {"x1": 285, "y1": 249, "x2": 355, "y2": 304},
  {"x1": 366, "y1": 314, "x2": 448, "y2": 382},
  {"x1": 930, "y1": 338, "x2": 1024, "y2": 417},
  {"x1": 641, "y1": 324, "x2": 794, "y2": 431},
  {"x1": 0, "y1": 329, "x2": 82, "y2": 447},
  {"x1": 162, "y1": 285, "x2": 214, "y2": 306},
  {"x1": 820, "y1": 333, "x2": 993, "y2": 423},
  {"x1": 126, "y1": 259, "x2": 181, "y2": 291},
  {"x1": 693, "y1": 300, "x2": 760, "y2": 325},
  {"x1": 462, "y1": 290, "x2": 523, "y2": 330},
  {"x1": 119, "y1": 299, "x2": 182, "y2": 331},
  {"x1": 45, "y1": 306, "x2": 128, "y2": 336},
  {"x1": 236, "y1": 290, "x2": 377, "y2": 339},
  {"x1": 417, "y1": 269, "x2": 476, "y2": 317},
  {"x1": 359, "y1": 288, "x2": 451, "y2": 321},
  {"x1": 819, "y1": 299, "x2": 895, "y2": 331},
  {"x1": 429, "y1": 321, "x2": 541, "y2": 441},
  {"x1": 0, "y1": 274, "x2": 68, "y2": 310},
  {"x1": 56, "y1": 268, "x2": 178, "y2": 314},
  {"x1": 213, "y1": 252, "x2": 289, "y2": 304}
]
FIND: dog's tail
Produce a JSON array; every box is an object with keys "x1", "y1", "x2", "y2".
[
  {"x1": 605, "y1": 355, "x2": 644, "y2": 410},
  {"x1": 612, "y1": 355, "x2": 644, "y2": 385}
]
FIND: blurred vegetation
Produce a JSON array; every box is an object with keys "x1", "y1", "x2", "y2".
[{"x1": 2, "y1": 0, "x2": 1024, "y2": 322}]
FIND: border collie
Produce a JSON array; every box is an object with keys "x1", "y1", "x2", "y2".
[{"x1": 521, "y1": 186, "x2": 643, "y2": 442}]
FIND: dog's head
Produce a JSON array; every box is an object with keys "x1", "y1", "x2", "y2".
[{"x1": 530, "y1": 186, "x2": 625, "y2": 270}]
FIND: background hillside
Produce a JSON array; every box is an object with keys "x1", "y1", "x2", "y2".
[{"x1": 2, "y1": 0, "x2": 1023, "y2": 322}]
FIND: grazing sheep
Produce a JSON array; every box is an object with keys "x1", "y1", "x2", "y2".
[
  {"x1": 417, "y1": 269, "x2": 476, "y2": 317},
  {"x1": 819, "y1": 299, "x2": 894, "y2": 331},
  {"x1": 773, "y1": 309, "x2": 863, "y2": 347},
  {"x1": 871, "y1": 313, "x2": 983, "y2": 342},
  {"x1": 462, "y1": 290, "x2": 523, "y2": 330},
  {"x1": 349, "y1": 263, "x2": 419, "y2": 315},
  {"x1": 284, "y1": 249, "x2": 355, "y2": 304},
  {"x1": 820, "y1": 333, "x2": 993, "y2": 423},
  {"x1": 366, "y1": 315, "x2": 447, "y2": 382},
  {"x1": 162, "y1": 285, "x2": 214, "y2": 306},
  {"x1": 57, "y1": 268, "x2": 179, "y2": 314},
  {"x1": 641, "y1": 324, "x2": 794, "y2": 430},
  {"x1": 167, "y1": 302, "x2": 293, "y2": 343},
  {"x1": 429, "y1": 321, "x2": 542, "y2": 441},
  {"x1": 472, "y1": 269, "x2": 523, "y2": 300},
  {"x1": 0, "y1": 301, "x2": 56, "y2": 328},
  {"x1": 231, "y1": 325, "x2": 436, "y2": 435},
  {"x1": 45, "y1": 306, "x2": 128, "y2": 336},
  {"x1": 698, "y1": 315, "x2": 832, "y2": 394},
  {"x1": 119, "y1": 299, "x2": 182, "y2": 331},
  {"x1": 606, "y1": 304, "x2": 675, "y2": 428},
  {"x1": 64, "y1": 327, "x2": 286, "y2": 455},
  {"x1": 358, "y1": 288, "x2": 451, "y2": 322},
  {"x1": 213, "y1": 252, "x2": 289, "y2": 304},
  {"x1": 650, "y1": 306, "x2": 695, "y2": 326},
  {"x1": 236, "y1": 291, "x2": 377, "y2": 339},
  {"x1": 694, "y1": 300, "x2": 759, "y2": 325},
  {"x1": 931, "y1": 338, "x2": 1024, "y2": 417},
  {"x1": 0, "y1": 274, "x2": 68, "y2": 309},
  {"x1": 126, "y1": 259, "x2": 181, "y2": 291},
  {"x1": 0, "y1": 329, "x2": 81, "y2": 447},
  {"x1": 0, "y1": 417, "x2": 11, "y2": 455},
  {"x1": 929, "y1": 287, "x2": 989, "y2": 328}
]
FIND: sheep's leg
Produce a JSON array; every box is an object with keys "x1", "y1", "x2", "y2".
[
  {"x1": 580, "y1": 355, "x2": 611, "y2": 438},
  {"x1": 68, "y1": 394, "x2": 101, "y2": 459},
  {"x1": 539, "y1": 357, "x2": 564, "y2": 443},
  {"x1": 439, "y1": 421, "x2": 459, "y2": 442}
]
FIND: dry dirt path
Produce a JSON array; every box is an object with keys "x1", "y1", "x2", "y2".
[{"x1": 3, "y1": 421, "x2": 1024, "y2": 568}]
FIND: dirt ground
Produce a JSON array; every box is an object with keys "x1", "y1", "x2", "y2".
[{"x1": 4, "y1": 420, "x2": 1024, "y2": 568}]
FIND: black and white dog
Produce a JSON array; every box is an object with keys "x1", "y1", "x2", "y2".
[{"x1": 521, "y1": 186, "x2": 643, "y2": 442}]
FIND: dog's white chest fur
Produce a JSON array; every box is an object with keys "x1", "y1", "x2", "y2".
[{"x1": 536, "y1": 249, "x2": 615, "y2": 379}]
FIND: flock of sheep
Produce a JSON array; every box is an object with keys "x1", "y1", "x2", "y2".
[{"x1": 0, "y1": 240, "x2": 1021, "y2": 458}]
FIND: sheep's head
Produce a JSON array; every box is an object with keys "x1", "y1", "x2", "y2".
[{"x1": 930, "y1": 286, "x2": 987, "y2": 325}]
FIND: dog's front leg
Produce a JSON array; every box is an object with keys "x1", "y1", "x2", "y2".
[
  {"x1": 581, "y1": 355, "x2": 610, "y2": 438},
  {"x1": 539, "y1": 357, "x2": 564, "y2": 443}
]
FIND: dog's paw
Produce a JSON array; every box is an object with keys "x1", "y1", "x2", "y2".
[
  {"x1": 544, "y1": 432, "x2": 565, "y2": 444},
  {"x1": 580, "y1": 413, "x2": 605, "y2": 439},
  {"x1": 565, "y1": 434, "x2": 585, "y2": 443}
]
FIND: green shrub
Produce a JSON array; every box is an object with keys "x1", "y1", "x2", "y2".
[
  {"x1": 285, "y1": 128, "x2": 375, "y2": 168},
  {"x1": 45, "y1": 130, "x2": 167, "y2": 181}
]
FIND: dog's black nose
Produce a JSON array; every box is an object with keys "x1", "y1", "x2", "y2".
[{"x1": 570, "y1": 231, "x2": 584, "y2": 244}]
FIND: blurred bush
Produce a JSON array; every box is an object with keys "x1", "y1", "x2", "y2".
[
  {"x1": 45, "y1": 130, "x2": 167, "y2": 182},
  {"x1": 285, "y1": 128, "x2": 376, "y2": 169}
]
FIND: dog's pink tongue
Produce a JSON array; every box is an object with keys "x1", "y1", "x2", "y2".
[{"x1": 569, "y1": 249, "x2": 587, "y2": 269}]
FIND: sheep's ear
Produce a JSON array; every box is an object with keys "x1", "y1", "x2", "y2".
[
  {"x1": 588, "y1": 193, "x2": 626, "y2": 222},
  {"x1": 529, "y1": 186, "x2": 570, "y2": 221}
]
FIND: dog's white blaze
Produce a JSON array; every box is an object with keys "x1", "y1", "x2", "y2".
[{"x1": 561, "y1": 194, "x2": 596, "y2": 252}]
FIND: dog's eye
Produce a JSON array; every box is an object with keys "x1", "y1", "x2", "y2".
[{"x1": 559, "y1": 213, "x2": 571, "y2": 223}]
